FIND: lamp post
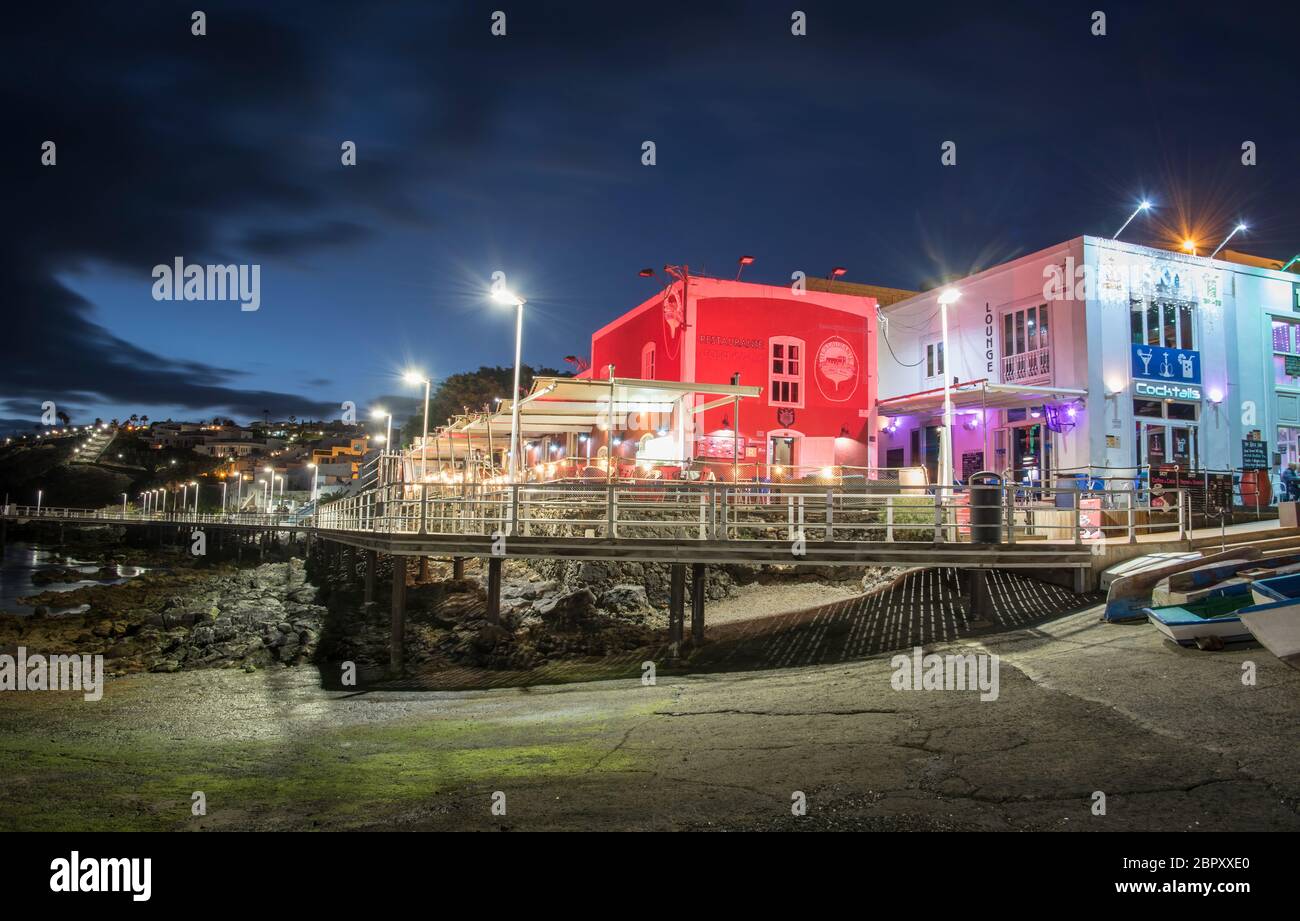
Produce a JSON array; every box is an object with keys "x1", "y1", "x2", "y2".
[
  {"x1": 121, "y1": 492, "x2": 127, "y2": 519},
  {"x1": 181, "y1": 482, "x2": 189, "y2": 514},
  {"x1": 405, "y1": 372, "x2": 432, "y2": 483},
  {"x1": 276, "y1": 474, "x2": 285, "y2": 508},
  {"x1": 1210, "y1": 223, "x2": 1248, "y2": 260},
  {"x1": 490, "y1": 287, "x2": 526, "y2": 483},
  {"x1": 190, "y1": 481, "x2": 199, "y2": 516},
  {"x1": 220, "y1": 481, "x2": 228, "y2": 515},
  {"x1": 1113, "y1": 200, "x2": 1152, "y2": 240},
  {"x1": 937, "y1": 287, "x2": 961, "y2": 501},
  {"x1": 36, "y1": 489, "x2": 42, "y2": 515},
  {"x1": 308, "y1": 463, "x2": 319, "y2": 502}
]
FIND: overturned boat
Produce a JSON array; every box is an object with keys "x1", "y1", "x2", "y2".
[{"x1": 1239, "y1": 573, "x2": 1300, "y2": 669}]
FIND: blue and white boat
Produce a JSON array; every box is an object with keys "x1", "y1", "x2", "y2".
[
  {"x1": 1143, "y1": 583, "x2": 1257, "y2": 647},
  {"x1": 1239, "y1": 573, "x2": 1300, "y2": 669}
]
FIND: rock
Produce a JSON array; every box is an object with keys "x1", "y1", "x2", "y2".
[
  {"x1": 598, "y1": 584, "x2": 649, "y2": 613},
  {"x1": 535, "y1": 587, "x2": 597, "y2": 627}
]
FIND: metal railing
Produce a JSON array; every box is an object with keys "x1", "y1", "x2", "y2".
[{"x1": 312, "y1": 478, "x2": 1191, "y2": 545}]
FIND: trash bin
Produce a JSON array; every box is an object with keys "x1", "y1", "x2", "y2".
[{"x1": 968, "y1": 471, "x2": 1003, "y2": 544}]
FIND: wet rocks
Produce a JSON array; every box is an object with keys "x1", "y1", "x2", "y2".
[{"x1": 0, "y1": 560, "x2": 325, "y2": 677}]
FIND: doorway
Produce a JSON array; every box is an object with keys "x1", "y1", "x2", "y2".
[{"x1": 1009, "y1": 422, "x2": 1050, "y2": 486}]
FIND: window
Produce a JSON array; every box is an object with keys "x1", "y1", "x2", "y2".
[
  {"x1": 925, "y1": 340, "x2": 944, "y2": 380},
  {"x1": 1271, "y1": 320, "x2": 1300, "y2": 388},
  {"x1": 1131, "y1": 297, "x2": 1196, "y2": 350},
  {"x1": 1001, "y1": 304, "x2": 1050, "y2": 381},
  {"x1": 641, "y1": 341, "x2": 656, "y2": 380},
  {"x1": 769, "y1": 336, "x2": 804, "y2": 407}
]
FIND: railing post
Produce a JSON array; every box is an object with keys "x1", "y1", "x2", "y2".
[
  {"x1": 1072, "y1": 487, "x2": 1081, "y2": 546},
  {"x1": 933, "y1": 488, "x2": 943, "y2": 543},
  {"x1": 510, "y1": 484, "x2": 519, "y2": 537},
  {"x1": 1004, "y1": 484, "x2": 1015, "y2": 544},
  {"x1": 610, "y1": 486, "x2": 618, "y2": 539},
  {"x1": 825, "y1": 488, "x2": 834, "y2": 542},
  {"x1": 698, "y1": 492, "x2": 707, "y2": 540},
  {"x1": 885, "y1": 495, "x2": 895, "y2": 542},
  {"x1": 1128, "y1": 489, "x2": 1136, "y2": 544},
  {"x1": 419, "y1": 483, "x2": 427, "y2": 535}
]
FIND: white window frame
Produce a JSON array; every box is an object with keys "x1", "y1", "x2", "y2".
[
  {"x1": 923, "y1": 337, "x2": 945, "y2": 383},
  {"x1": 769, "y1": 336, "x2": 805, "y2": 409},
  {"x1": 641, "y1": 341, "x2": 656, "y2": 380}
]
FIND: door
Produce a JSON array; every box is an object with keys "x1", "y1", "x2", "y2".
[
  {"x1": 769, "y1": 436, "x2": 794, "y2": 466},
  {"x1": 885, "y1": 447, "x2": 905, "y2": 469},
  {"x1": 923, "y1": 425, "x2": 941, "y2": 484},
  {"x1": 1010, "y1": 423, "x2": 1048, "y2": 486}
]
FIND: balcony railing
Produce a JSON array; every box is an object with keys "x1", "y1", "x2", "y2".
[{"x1": 1001, "y1": 346, "x2": 1051, "y2": 383}]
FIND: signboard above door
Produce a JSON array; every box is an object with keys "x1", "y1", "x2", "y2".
[{"x1": 1130, "y1": 343, "x2": 1201, "y2": 385}]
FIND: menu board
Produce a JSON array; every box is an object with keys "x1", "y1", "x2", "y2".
[
  {"x1": 1241, "y1": 440, "x2": 1269, "y2": 471},
  {"x1": 961, "y1": 451, "x2": 984, "y2": 481}
]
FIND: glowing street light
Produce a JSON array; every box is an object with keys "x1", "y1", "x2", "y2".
[
  {"x1": 490, "y1": 287, "x2": 526, "y2": 483},
  {"x1": 405, "y1": 371, "x2": 432, "y2": 482},
  {"x1": 121, "y1": 492, "x2": 127, "y2": 519},
  {"x1": 308, "y1": 463, "x2": 319, "y2": 502},
  {"x1": 190, "y1": 481, "x2": 199, "y2": 515},
  {"x1": 1210, "y1": 222, "x2": 1248, "y2": 260},
  {"x1": 1182, "y1": 238, "x2": 1197, "y2": 256},
  {"x1": 1113, "y1": 199, "x2": 1152, "y2": 240},
  {"x1": 371, "y1": 407, "x2": 393, "y2": 453}
]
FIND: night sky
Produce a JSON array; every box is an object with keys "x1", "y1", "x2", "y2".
[{"x1": 5, "y1": 1, "x2": 1298, "y2": 433}]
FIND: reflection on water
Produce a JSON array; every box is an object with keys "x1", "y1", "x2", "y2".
[{"x1": 0, "y1": 543, "x2": 148, "y2": 616}]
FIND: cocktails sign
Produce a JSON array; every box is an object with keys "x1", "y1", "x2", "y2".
[{"x1": 1130, "y1": 343, "x2": 1201, "y2": 385}]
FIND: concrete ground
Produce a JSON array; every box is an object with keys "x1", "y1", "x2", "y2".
[{"x1": 1, "y1": 594, "x2": 1296, "y2": 831}]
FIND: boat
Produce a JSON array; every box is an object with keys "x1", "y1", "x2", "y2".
[
  {"x1": 1143, "y1": 583, "x2": 1257, "y2": 647},
  {"x1": 1238, "y1": 573, "x2": 1300, "y2": 669},
  {"x1": 1248, "y1": 571, "x2": 1300, "y2": 606}
]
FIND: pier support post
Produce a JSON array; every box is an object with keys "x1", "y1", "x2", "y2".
[
  {"x1": 487, "y1": 556, "x2": 503, "y2": 623},
  {"x1": 690, "y1": 562, "x2": 706, "y2": 643},
  {"x1": 669, "y1": 562, "x2": 686, "y2": 647},
  {"x1": 452, "y1": 556, "x2": 465, "y2": 579},
  {"x1": 968, "y1": 570, "x2": 993, "y2": 626},
  {"x1": 418, "y1": 555, "x2": 429, "y2": 582},
  {"x1": 390, "y1": 558, "x2": 407, "y2": 676},
  {"x1": 364, "y1": 549, "x2": 377, "y2": 606}
]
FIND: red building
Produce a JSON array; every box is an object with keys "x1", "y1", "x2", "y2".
[{"x1": 583, "y1": 271, "x2": 883, "y2": 475}]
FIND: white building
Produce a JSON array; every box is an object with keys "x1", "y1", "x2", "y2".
[{"x1": 875, "y1": 235, "x2": 1300, "y2": 497}]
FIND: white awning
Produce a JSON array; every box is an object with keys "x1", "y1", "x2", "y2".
[
  {"x1": 415, "y1": 375, "x2": 762, "y2": 459},
  {"x1": 876, "y1": 379, "x2": 1087, "y2": 417}
]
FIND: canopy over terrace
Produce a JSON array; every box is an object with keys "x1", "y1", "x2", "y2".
[
  {"x1": 874, "y1": 379, "x2": 1088, "y2": 418},
  {"x1": 876, "y1": 378, "x2": 1088, "y2": 486},
  {"x1": 409, "y1": 375, "x2": 762, "y2": 481}
]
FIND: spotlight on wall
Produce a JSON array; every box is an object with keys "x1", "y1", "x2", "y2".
[
  {"x1": 829, "y1": 266, "x2": 848, "y2": 279},
  {"x1": 735, "y1": 255, "x2": 755, "y2": 281},
  {"x1": 838, "y1": 425, "x2": 851, "y2": 438},
  {"x1": 1208, "y1": 389, "x2": 1225, "y2": 405},
  {"x1": 638, "y1": 268, "x2": 655, "y2": 277}
]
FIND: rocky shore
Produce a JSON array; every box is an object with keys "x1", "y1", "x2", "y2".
[
  {"x1": 2, "y1": 561, "x2": 323, "y2": 676},
  {"x1": 2, "y1": 537, "x2": 902, "y2": 680}
]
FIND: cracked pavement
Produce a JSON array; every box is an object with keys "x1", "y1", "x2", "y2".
[{"x1": 1, "y1": 601, "x2": 1296, "y2": 831}]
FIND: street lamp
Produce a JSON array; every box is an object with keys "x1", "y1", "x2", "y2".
[
  {"x1": 308, "y1": 463, "x2": 319, "y2": 502},
  {"x1": 1113, "y1": 199, "x2": 1152, "y2": 240},
  {"x1": 220, "y1": 481, "x2": 228, "y2": 515},
  {"x1": 936, "y1": 287, "x2": 961, "y2": 501},
  {"x1": 371, "y1": 408, "x2": 393, "y2": 453},
  {"x1": 404, "y1": 372, "x2": 432, "y2": 482},
  {"x1": 490, "y1": 287, "x2": 526, "y2": 483},
  {"x1": 121, "y1": 492, "x2": 127, "y2": 519},
  {"x1": 181, "y1": 482, "x2": 189, "y2": 512},
  {"x1": 190, "y1": 481, "x2": 199, "y2": 515},
  {"x1": 1210, "y1": 222, "x2": 1248, "y2": 260},
  {"x1": 276, "y1": 474, "x2": 285, "y2": 507}
]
